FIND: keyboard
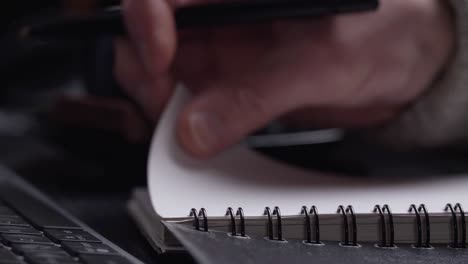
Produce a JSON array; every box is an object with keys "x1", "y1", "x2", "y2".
[{"x1": 0, "y1": 166, "x2": 143, "y2": 264}]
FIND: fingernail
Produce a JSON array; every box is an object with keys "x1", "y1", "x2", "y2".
[{"x1": 188, "y1": 112, "x2": 221, "y2": 154}]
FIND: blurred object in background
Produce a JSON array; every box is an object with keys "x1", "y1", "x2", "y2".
[
  {"x1": 0, "y1": 0, "x2": 134, "y2": 137},
  {"x1": 0, "y1": 1, "x2": 57, "y2": 33},
  {"x1": 63, "y1": 0, "x2": 121, "y2": 13},
  {"x1": 0, "y1": 0, "x2": 148, "y2": 187},
  {"x1": 0, "y1": 0, "x2": 122, "y2": 87}
]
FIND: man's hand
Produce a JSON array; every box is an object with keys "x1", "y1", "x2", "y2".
[{"x1": 114, "y1": 0, "x2": 455, "y2": 158}]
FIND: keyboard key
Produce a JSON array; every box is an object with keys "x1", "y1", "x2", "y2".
[
  {"x1": 23, "y1": 252, "x2": 77, "y2": 264},
  {"x1": 25, "y1": 249, "x2": 70, "y2": 256},
  {"x1": 0, "y1": 247, "x2": 21, "y2": 263},
  {"x1": 24, "y1": 257, "x2": 77, "y2": 264},
  {"x1": 0, "y1": 216, "x2": 29, "y2": 227},
  {"x1": 80, "y1": 255, "x2": 133, "y2": 264},
  {"x1": 62, "y1": 242, "x2": 118, "y2": 256},
  {"x1": 0, "y1": 226, "x2": 41, "y2": 235},
  {"x1": 11, "y1": 244, "x2": 64, "y2": 255},
  {"x1": 44, "y1": 229, "x2": 100, "y2": 243},
  {"x1": 1, "y1": 234, "x2": 53, "y2": 245},
  {"x1": 0, "y1": 185, "x2": 80, "y2": 229}
]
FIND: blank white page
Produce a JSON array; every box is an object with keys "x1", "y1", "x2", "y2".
[{"x1": 148, "y1": 85, "x2": 468, "y2": 218}]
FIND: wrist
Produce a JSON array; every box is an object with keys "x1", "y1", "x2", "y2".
[{"x1": 352, "y1": 0, "x2": 464, "y2": 149}]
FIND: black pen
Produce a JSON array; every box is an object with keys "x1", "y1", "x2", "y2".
[{"x1": 20, "y1": 0, "x2": 378, "y2": 39}]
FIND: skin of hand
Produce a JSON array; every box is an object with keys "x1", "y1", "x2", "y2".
[{"x1": 114, "y1": 0, "x2": 455, "y2": 158}]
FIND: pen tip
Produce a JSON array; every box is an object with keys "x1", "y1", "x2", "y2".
[{"x1": 18, "y1": 26, "x2": 31, "y2": 39}]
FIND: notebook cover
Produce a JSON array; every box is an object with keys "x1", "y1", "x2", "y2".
[{"x1": 164, "y1": 222, "x2": 468, "y2": 264}]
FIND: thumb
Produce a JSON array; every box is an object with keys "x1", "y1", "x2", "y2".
[{"x1": 176, "y1": 84, "x2": 296, "y2": 158}]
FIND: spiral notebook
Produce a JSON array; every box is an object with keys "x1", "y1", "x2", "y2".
[{"x1": 128, "y1": 86, "x2": 468, "y2": 255}]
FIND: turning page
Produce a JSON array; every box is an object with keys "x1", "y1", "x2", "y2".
[{"x1": 148, "y1": 85, "x2": 468, "y2": 218}]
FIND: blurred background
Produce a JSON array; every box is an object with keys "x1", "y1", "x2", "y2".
[
  {"x1": 0, "y1": 2, "x2": 160, "y2": 261},
  {"x1": 0, "y1": 0, "x2": 147, "y2": 184}
]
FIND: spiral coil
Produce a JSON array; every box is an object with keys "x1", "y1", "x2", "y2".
[
  {"x1": 455, "y1": 204, "x2": 466, "y2": 248},
  {"x1": 225, "y1": 207, "x2": 246, "y2": 237},
  {"x1": 374, "y1": 204, "x2": 395, "y2": 248},
  {"x1": 225, "y1": 207, "x2": 236, "y2": 236},
  {"x1": 301, "y1": 206, "x2": 321, "y2": 245},
  {"x1": 337, "y1": 205, "x2": 358, "y2": 247},
  {"x1": 263, "y1": 206, "x2": 284, "y2": 241},
  {"x1": 188, "y1": 203, "x2": 466, "y2": 249},
  {"x1": 190, "y1": 208, "x2": 208, "y2": 232},
  {"x1": 409, "y1": 204, "x2": 431, "y2": 248},
  {"x1": 445, "y1": 203, "x2": 466, "y2": 248}
]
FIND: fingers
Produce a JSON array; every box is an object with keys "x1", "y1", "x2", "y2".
[
  {"x1": 114, "y1": 38, "x2": 174, "y2": 123},
  {"x1": 116, "y1": 0, "x2": 178, "y2": 122},
  {"x1": 176, "y1": 82, "x2": 299, "y2": 158},
  {"x1": 114, "y1": 38, "x2": 147, "y2": 95},
  {"x1": 122, "y1": 0, "x2": 177, "y2": 76}
]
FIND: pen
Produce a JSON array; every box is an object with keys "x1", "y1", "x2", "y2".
[{"x1": 20, "y1": 0, "x2": 378, "y2": 39}]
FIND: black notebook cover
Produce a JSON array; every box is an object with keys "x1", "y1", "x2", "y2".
[{"x1": 164, "y1": 222, "x2": 468, "y2": 264}]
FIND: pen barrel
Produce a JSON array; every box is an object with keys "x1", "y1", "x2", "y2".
[{"x1": 22, "y1": 0, "x2": 379, "y2": 39}]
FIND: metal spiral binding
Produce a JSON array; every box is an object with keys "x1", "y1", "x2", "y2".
[
  {"x1": 190, "y1": 208, "x2": 208, "y2": 232},
  {"x1": 301, "y1": 206, "x2": 321, "y2": 245},
  {"x1": 225, "y1": 207, "x2": 247, "y2": 237},
  {"x1": 446, "y1": 203, "x2": 467, "y2": 248},
  {"x1": 445, "y1": 204, "x2": 458, "y2": 248},
  {"x1": 199, "y1": 208, "x2": 208, "y2": 232},
  {"x1": 337, "y1": 205, "x2": 358, "y2": 247},
  {"x1": 225, "y1": 207, "x2": 236, "y2": 236},
  {"x1": 409, "y1": 204, "x2": 431, "y2": 248},
  {"x1": 189, "y1": 203, "x2": 467, "y2": 249},
  {"x1": 264, "y1": 206, "x2": 284, "y2": 241},
  {"x1": 373, "y1": 205, "x2": 386, "y2": 247},
  {"x1": 419, "y1": 204, "x2": 431, "y2": 248},
  {"x1": 189, "y1": 208, "x2": 199, "y2": 231},
  {"x1": 236, "y1": 208, "x2": 246, "y2": 237},
  {"x1": 382, "y1": 205, "x2": 395, "y2": 248},
  {"x1": 273, "y1": 207, "x2": 283, "y2": 241},
  {"x1": 264, "y1": 207, "x2": 273, "y2": 240},
  {"x1": 373, "y1": 205, "x2": 395, "y2": 248},
  {"x1": 454, "y1": 204, "x2": 466, "y2": 248}
]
